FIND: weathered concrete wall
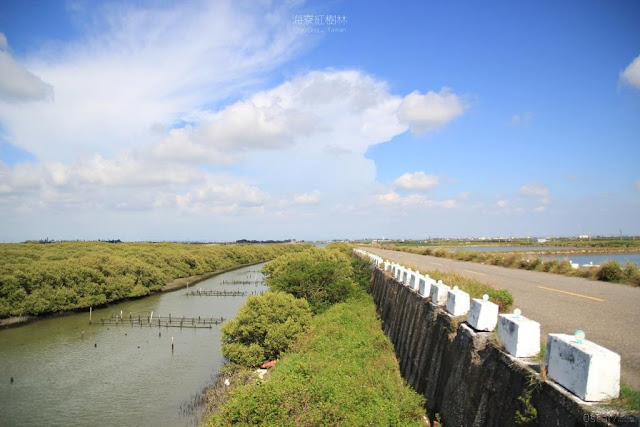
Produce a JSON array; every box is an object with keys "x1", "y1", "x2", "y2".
[{"x1": 370, "y1": 268, "x2": 635, "y2": 426}]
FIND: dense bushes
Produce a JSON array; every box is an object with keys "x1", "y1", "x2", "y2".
[
  {"x1": 0, "y1": 242, "x2": 308, "y2": 317},
  {"x1": 262, "y1": 247, "x2": 361, "y2": 314},
  {"x1": 221, "y1": 292, "x2": 312, "y2": 367},
  {"x1": 208, "y1": 296, "x2": 426, "y2": 426}
]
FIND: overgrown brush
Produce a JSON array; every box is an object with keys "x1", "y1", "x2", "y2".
[
  {"x1": 206, "y1": 296, "x2": 426, "y2": 426},
  {"x1": 0, "y1": 242, "x2": 308, "y2": 318}
]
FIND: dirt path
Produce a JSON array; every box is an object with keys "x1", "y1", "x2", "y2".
[{"x1": 365, "y1": 247, "x2": 640, "y2": 390}]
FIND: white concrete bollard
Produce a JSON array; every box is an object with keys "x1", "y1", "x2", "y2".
[
  {"x1": 467, "y1": 297, "x2": 499, "y2": 332},
  {"x1": 545, "y1": 334, "x2": 620, "y2": 402},
  {"x1": 418, "y1": 277, "x2": 427, "y2": 296},
  {"x1": 409, "y1": 271, "x2": 416, "y2": 289},
  {"x1": 412, "y1": 271, "x2": 422, "y2": 291},
  {"x1": 383, "y1": 261, "x2": 390, "y2": 271},
  {"x1": 430, "y1": 280, "x2": 450, "y2": 305},
  {"x1": 497, "y1": 313, "x2": 540, "y2": 357},
  {"x1": 446, "y1": 288, "x2": 470, "y2": 316},
  {"x1": 402, "y1": 269, "x2": 409, "y2": 285}
]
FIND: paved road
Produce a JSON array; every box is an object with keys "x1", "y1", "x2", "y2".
[{"x1": 366, "y1": 247, "x2": 640, "y2": 390}]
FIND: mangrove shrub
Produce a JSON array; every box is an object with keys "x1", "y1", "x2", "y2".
[
  {"x1": 262, "y1": 247, "x2": 359, "y2": 314},
  {"x1": 220, "y1": 291, "x2": 312, "y2": 367}
]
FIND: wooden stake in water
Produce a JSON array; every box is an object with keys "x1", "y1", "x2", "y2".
[
  {"x1": 171, "y1": 336, "x2": 174, "y2": 353},
  {"x1": 149, "y1": 311, "x2": 153, "y2": 324},
  {"x1": 89, "y1": 307, "x2": 92, "y2": 324}
]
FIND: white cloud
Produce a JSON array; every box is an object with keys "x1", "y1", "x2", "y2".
[
  {"x1": 176, "y1": 179, "x2": 270, "y2": 213},
  {"x1": 496, "y1": 199, "x2": 508, "y2": 208},
  {"x1": 0, "y1": 2, "x2": 307, "y2": 161},
  {"x1": 519, "y1": 182, "x2": 549, "y2": 197},
  {"x1": 394, "y1": 171, "x2": 440, "y2": 191},
  {"x1": 398, "y1": 88, "x2": 466, "y2": 134},
  {"x1": 290, "y1": 190, "x2": 321, "y2": 205},
  {"x1": 0, "y1": 34, "x2": 54, "y2": 103},
  {"x1": 0, "y1": 0, "x2": 476, "y2": 240},
  {"x1": 375, "y1": 191, "x2": 457, "y2": 209},
  {"x1": 533, "y1": 206, "x2": 546, "y2": 213},
  {"x1": 510, "y1": 111, "x2": 533, "y2": 126},
  {"x1": 620, "y1": 54, "x2": 640, "y2": 90}
]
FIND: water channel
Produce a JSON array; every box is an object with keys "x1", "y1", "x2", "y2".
[
  {"x1": 445, "y1": 246, "x2": 640, "y2": 266},
  {"x1": 0, "y1": 263, "x2": 268, "y2": 427}
]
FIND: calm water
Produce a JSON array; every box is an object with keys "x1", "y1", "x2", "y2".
[
  {"x1": 443, "y1": 246, "x2": 639, "y2": 266},
  {"x1": 446, "y1": 246, "x2": 580, "y2": 252},
  {"x1": 0, "y1": 263, "x2": 267, "y2": 427},
  {"x1": 540, "y1": 253, "x2": 640, "y2": 267}
]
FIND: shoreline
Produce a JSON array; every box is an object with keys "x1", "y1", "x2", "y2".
[{"x1": 0, "y1": 260, "x2": 267, "y2": 330}]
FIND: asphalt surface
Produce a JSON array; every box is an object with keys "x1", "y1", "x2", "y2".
[{"x1": 365, "y1": 247, "x2": 640, "y2": 390}]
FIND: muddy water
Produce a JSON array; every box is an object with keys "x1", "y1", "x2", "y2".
[{"x1": 0, "y1": 263, "x2": 267, "y2": 427}]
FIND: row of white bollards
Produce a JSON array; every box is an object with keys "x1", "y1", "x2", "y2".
[{"x1": 354, "y1": 249, "x2": 621, "y2": 402}]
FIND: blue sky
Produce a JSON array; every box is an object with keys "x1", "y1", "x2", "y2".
[{"x1": 0, "y1": 0, "x2": 639, "y2": 241}]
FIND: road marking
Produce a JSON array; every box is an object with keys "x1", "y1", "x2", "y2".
[
  {"x1": 463, "y1": 269, "x2": 486, "y2": 276},
  {"x1": 537, "y1": 286, "x2": 604, "y2": 302}
]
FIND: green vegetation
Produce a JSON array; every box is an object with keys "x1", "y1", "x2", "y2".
[
  {"x1": 405, "y1": 264, "x2": 513, "y2": 312},
  {"x1": 205, "y1": 245, "x2": 424, "y2": 425},
  {"x1": 376, "y1": 245, "x2": 640, "y2": 287},
  {"x1": 262, "y1": 247, "x2": 362, "y2": 314},
  {"x1": 605, "y1": 383, "x2": 640, "y2": 414},
  {"x1": 0, "y1": 241, "x2": 308, "y2": 318},
  {"x1": 514, "y1": 391, "x2": 538, "y2": 425},
  {"x1": 221, "y1": 292, "x2": 312, "y2": 367},
  {"x1": 207, "y1": 296, "x2": 426, "y2": 426}
]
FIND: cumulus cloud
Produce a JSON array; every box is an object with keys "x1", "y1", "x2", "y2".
[
  {"x1": 398, "y1": 88, "x2": 466, "y2": 134},
  {"x1": 394, "y1": 172, "x2": 440, "y2": 191},
  {"x1": 0, "y1": 0, "x2": 475, "y2": 239},
  {"x1": 620, "y1": 54, "x2": 640, "y2": 90},
  {"x1": 176, "y1": 179, "x2": 270, "y2": 213},
  {"x1": 0, "y1": 33, "x2": 54, "y2": 103},
  {"x1": 375, "y1": 191, "x2": 456, "y2": 209},
  {"x1": 290, "y1": 190, "x2": 321, "y2": 205},
  {"x1": 0, "y1": 2, "x2": 307, "y2": 161},
  {"x1": 519, "y1": 182, "x2": 549, "y2": 197}
]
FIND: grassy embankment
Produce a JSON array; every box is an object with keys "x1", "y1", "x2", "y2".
[
  {"x1": 374, "y1": 244, "x2": 640, "y2": 287},
  {"x1": 202, "y1": 245, "x2": 428, "y2": 425},
  {"x1": 0, "y1": 241, "x2": 309, "y2": 319},
  {"x1": 206, "y1": 295, "x2": 426, "y2": 426}
]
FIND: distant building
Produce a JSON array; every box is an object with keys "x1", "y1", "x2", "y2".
[
  {"x1": 579, "y1": 235, "x2": 589, "y2": 239},
  {"x1": 537, "y1": 238, "x2": 548, "y2": 243}
]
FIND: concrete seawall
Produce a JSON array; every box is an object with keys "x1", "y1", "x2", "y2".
[{"x1": 370, "y1": 268, "x2": 636, "y2": 426}]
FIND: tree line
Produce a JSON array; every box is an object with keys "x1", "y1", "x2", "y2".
[{"x1": 0, "y1": 242, "x2": 308, "y2": 318}]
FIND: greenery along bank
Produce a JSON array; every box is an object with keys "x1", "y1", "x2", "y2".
[
  {"x1": 205, "y1": 244, "x2": 427, "y2": 425},
  {"x1": 0, "y1": 241, "x2": 309, "y2": 318},
  {"x1": 373, "y1": 244, "x2": 640, "y2": 286}
]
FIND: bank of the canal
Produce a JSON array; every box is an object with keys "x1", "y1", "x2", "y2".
[{"x1": 0, "y1": 263, "x2": 267, "y2": 427}]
